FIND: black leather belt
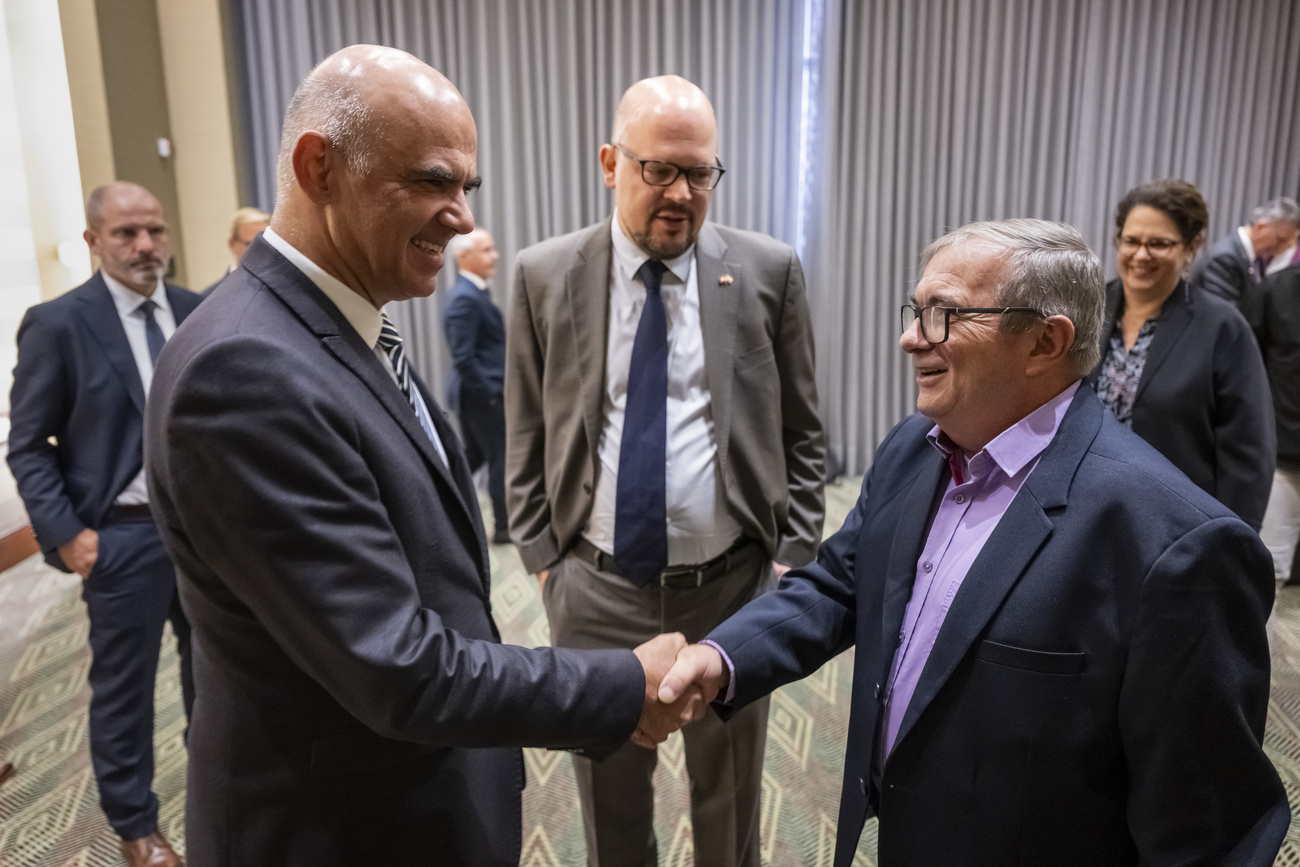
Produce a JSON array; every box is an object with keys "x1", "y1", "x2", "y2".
[
  {"x1": 107, "y1": 504, "x2": 153, "y2": 522},
  {"x1": 569, "y1": 536, "x2": 760, "y2": 588}
]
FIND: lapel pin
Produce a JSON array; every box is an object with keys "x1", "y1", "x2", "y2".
[{"x1": 718, "y1": 274, "x2": 734, "y2": 286}]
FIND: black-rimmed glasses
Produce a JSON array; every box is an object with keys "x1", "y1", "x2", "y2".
[
  {"x1": 901, "y1": 305, "x2": 1044, "y2": 344},
  {"x1": 615, "y1": 143, "x2": 726, "y2": 191},
  {"x1": 1116, "y1": 236, "x2": 1183, "y2": 257}
]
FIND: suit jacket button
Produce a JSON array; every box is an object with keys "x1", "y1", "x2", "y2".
[
  {"x1": 858, "y1": 776, "x2": 867, "y2": 794},
  {"x1": 874, "y1": 682, "x2": 882, "y2": 699},
  {"x1": 582, "y1": 481, "x2": 592, "y2": 494}
]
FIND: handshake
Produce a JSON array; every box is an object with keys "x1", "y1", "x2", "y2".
[{"x1": 628, "y1": 633, "x2": 729, "y2": 749}]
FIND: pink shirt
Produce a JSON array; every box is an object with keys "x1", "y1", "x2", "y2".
[{"x1": 879, "y1": 381, "x2": 1080, "y2": 758}]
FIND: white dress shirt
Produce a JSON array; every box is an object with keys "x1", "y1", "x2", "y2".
[
  {"x1": 263, "y1": 229, "x2": 448, "y2": 466},
  {"x1": 584, "y1": 212, "x2": 743, "y2": 566},
  {"x1": 104, "y1": 273, "x2": 175, "y2": 506}
]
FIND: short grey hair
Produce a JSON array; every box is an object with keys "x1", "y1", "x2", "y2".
[
  {"x1": 1250, "y1": 196, "x2": 1300, "y2": 228},
  {"x1": 274, "y1": 67, "x2": 379, "y2": 204},
  {"x1": 445, "y1": 232, "x2": 475, "y2": 268},
  {"x1": 920, "y1": 219, "x2": 1105, "y2": 377}
]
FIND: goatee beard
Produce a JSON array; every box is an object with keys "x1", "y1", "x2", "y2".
[{"x1": 632, "y1": 228, "x2": 696, "y2": 260}]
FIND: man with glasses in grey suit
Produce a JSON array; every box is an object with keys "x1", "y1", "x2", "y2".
[{"x1": 506, "y1": 75, "x2": 825, "y2": 867}]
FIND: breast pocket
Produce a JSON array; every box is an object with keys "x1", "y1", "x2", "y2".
[
  {"x1": 975, "y1": 639, "x2": 1086, "y2": 675},
  {"x1": 970, "y1": 640, "x2": 1087, "y2": 748}
]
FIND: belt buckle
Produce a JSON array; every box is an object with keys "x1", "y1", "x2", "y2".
[{"x1": 659, "y1": 565, "x2": 704, "y2": 588}]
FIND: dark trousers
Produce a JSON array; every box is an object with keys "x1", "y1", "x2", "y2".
[
  {"x1": 457, "y1": 386, "x2": 507, "y2": 533},
  {"x1": 80, "y1": 514, "x2": 193, "y2": 839}
]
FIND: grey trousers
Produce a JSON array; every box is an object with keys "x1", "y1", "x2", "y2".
[{"x1": 542, "y1": 543, "x2": 772, "y2": 867}]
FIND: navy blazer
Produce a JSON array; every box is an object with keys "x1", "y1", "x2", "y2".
[
  {"x1": 1190, "y1": 231, "x2": 1253, "y2": 303},
  {"x1": 442, "y1": 273, "x2": 505, "y2": 405},
  {"x1": 1088, "y1": 278, "x2": 1275, "y2": 529},
  {"x1": 7, "y1": 272, "x2": 202, "y2": 571},
  {"x1": 708, "y1": 387, "x2": 1286, "y2": 866},
  {"x1": 144, "y1": 237, "x2": 644, "y2": 866}
]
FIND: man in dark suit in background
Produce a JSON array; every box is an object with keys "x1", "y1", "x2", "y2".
[
  {"x1": 1191, "y1": 196, "x2": 1300, "y2": 303},
  {"x1": 443, "y1": 228, "x2": 509, "y2": 544},
  {"x1": 8, "y1": 181, "x2": 199, "y2": 867},
  {"x1": 144, "y1": 45, "x2": 689, "y2": 867},
  {"x1": 1247, "y1": 263, "x2": 1300, "y2": 585},
  {"x1": 506, "y1": 75, "x2": 825, "y2": 867},
  {"x1": 661, "y1": 219, "x2": 1288, "y2": 866}
]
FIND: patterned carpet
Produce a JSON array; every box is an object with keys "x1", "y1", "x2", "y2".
[{"x1": 2, "y1": 476, "x2": 1299, "y2": 865}]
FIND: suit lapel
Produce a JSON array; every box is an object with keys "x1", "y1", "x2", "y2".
[
  {"x1": 880, "y1": 451, "x2": 948, "y2": 673},
  {"x1": 564, "y1": 221, "x2": 614, "y2": 458},
  {"x1": 244, "y1": 240, "x2": 479, "y2": 531},
  {"x1": 418, "y1": 374, "x2": 491, "y2": 579},
  {"x1": 1136, "y1": 282, "x2": 1193, "y2": 400},
  {"x1": 695, "y1": 225, "x2": 742, "y2": 476},
  {"x1": 77, "y1": 275, "x2": 145, "y2": 414},
  {"x1": 890, "y1": 388, "x2": 1102, "y2": 755}
]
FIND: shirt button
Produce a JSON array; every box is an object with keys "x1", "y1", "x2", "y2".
[
  {"x1": 923, "y1": 561, "x2": 932, "y2": 573},
  {"x1": 898, "y1": 631, "x2": 905, "y2": 644},
  {"x1": 954, "y1": 494, "x2": 965, "y2": 504}
]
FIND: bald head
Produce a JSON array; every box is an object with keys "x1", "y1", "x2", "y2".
[
  {"x1": 86, "y1": 181, "x2": 161, "y2": 232},
  {"x1": 83, "y1": 182, "x2": 170, "y2": 296},
  {"x1": 274, "y1": 45, "x2": 470, "y2": 203},
  {"x1": 271, "y1": 45, "x2": 478, "y2": 308},
  {"x1": 612, "y1": 75, "x2": 717, "y2": 149},
  {"x1": 601, "y1": 76, "x2": 720, "y2": 259}
]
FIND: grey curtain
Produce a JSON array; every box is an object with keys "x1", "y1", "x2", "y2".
[
  {"x1": 233, "y1": 0, "x2": 1299, "y2": 476},
  {"x1": 235, "y1": 0, "x2": 810, "y2": 403},
  {"x1": 807, "y1": 0, "x2": 1300, "y2": 473}
]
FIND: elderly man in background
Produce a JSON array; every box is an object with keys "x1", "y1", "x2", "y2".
[
  {"x1": 506, "y1": 75, "x2": 824, "y2": 866},
  {"x1": 145, "y1": 45, "x2": 689, "y2": 867},
  {"x1": 661, "y1": 219, "x2": 1288, "y2": 866},
  {"x1": 8, "y1": 182, "x2": 200, "y2": 867},
  {"x1": 443, "y1": 228, "x2": 509, "y2": 544},
  {"x1": 1192, "y1": 196, "x2": 1300, "y2": 303}
]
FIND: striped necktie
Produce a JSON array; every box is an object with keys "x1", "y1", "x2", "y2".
[{"x1": 377, "y1": 314, "x2": 446, "y2": 463}]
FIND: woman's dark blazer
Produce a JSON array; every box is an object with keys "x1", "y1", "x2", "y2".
[{"x1": 1087, "y1": 278, "x2": 1276, "y2": 529}]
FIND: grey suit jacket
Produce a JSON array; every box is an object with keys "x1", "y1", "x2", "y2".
[
  {"x1": 1190, "y1": 230, "x2": 1253, "y2": 303},
  {"x1": 505, "y1": 218, "x2": 825, "y2": 574}
]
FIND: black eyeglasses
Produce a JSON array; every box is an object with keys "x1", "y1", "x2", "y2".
[
  {"x1": 1116, "y1": 236, "x2": 1183, "y2": 258},
  {"x1": 615, "y1": 144, "x2": 726, "y2": 191},
  {"x1": 901, "y1": 305, "x2": 1044, "y2": 344}
]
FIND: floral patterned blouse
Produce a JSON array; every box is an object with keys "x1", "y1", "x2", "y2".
[{"x1": 1095, "y1": 317, "x2": 1159, "y2": 427}]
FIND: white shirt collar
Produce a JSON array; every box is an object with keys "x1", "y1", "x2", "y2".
[
  {"x1": 610, "y1": 208, "x2": 694, "y2": 285},
  {"x1": 459, "y1": 270, "x2": 488, "y2": 290},
  {"x1": 1238, "y1": 225, "x2": 1256, "y2": 261},
  {"x1": 263, "y1": 227, "x2": 384, "y2": 349},
  {"x1": 102, "y1": 271, "x2": 169, "y2": 317}
]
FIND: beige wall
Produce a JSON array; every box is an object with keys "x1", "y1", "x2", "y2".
[
  {"x1": 157, "y1": 0, "x2": 241, "y2": 291},
  {"x1": 58, "y1": 0, "x2": 113, "y2": 222},
  {"x1": 55, "y1": 0, "x2": 242, "y2": 294}
]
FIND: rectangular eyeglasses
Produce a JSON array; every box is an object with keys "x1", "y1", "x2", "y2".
[{"x1": 901, "y1": 304, "x2": 1043, "y2": 344}]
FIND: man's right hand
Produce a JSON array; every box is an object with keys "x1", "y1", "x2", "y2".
[
  {"x1": 535, "y1": 569, "x2": 548, "y2": 592},
  {"x1": 58, "y1": 528, "x2": 98, "y2": 579},
  {"x1": 659, "y1": 643, "x2": 728, "y2": 727}
]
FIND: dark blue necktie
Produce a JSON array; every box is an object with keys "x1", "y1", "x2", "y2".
[
  {"x1": 1253, "y1": 255, "x2": 1269, "y2": 282},
  {"x1": 614, "y1": 260, "x2": 669, "y2": 586},
  {"x1": 139, "y1": 300, "x2": 165, "y2": 365}
]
